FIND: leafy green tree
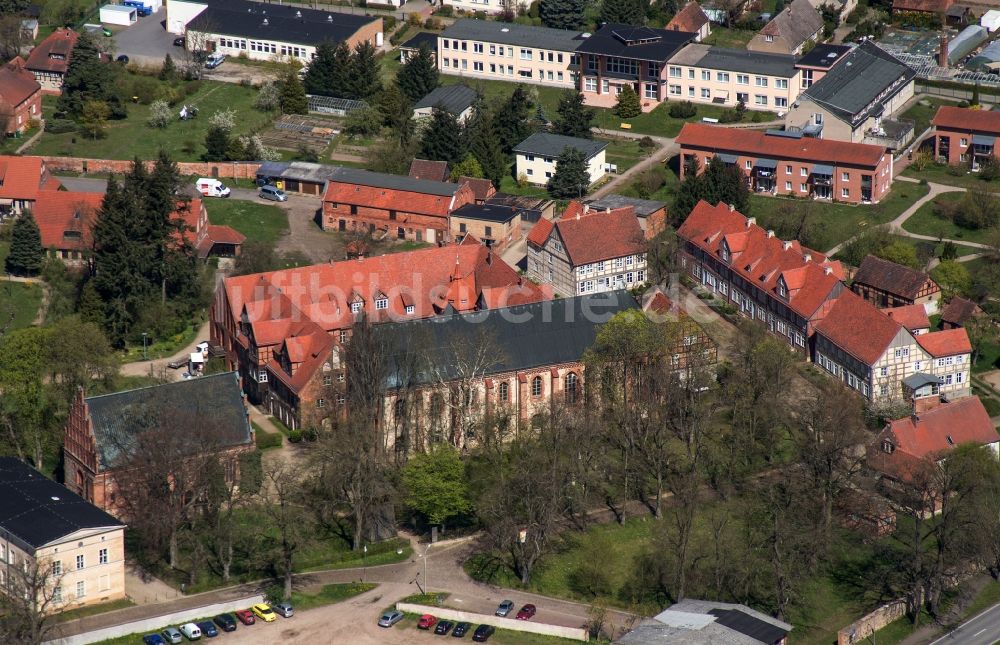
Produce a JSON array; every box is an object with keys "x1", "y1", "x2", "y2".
[
  {"x1": 552, "y1": 90, "x2": 594, "y2": 139},
  {"x1": 0, "y1": 327, "x2": 51, "y2": 469},
  {"x1": 158, "y1": 53, "x2": 176, "y2": 81},
  {"x1": 349, "y1": 41, "x2": 382, "y2": 100},
  {"x1": 465, "y1": 102, "x2": 509, "y2": 189},
  {"x1": 496, "y1": 86, "x2": 534, "y2": 154},
  {"x1": 402, "y1": 444, "x2": 471, "y2": 529},
  {"x1": 78, "y1": 279, "x2": 105, "y2": 327},
  {"x1": 600, "y1": 0, "x2": 648, "y2": 25},
  {"x1": 80, "y1": 100, "x2": 110, "y2": 139},
  {"x1": 419, "y1": 108, "x2": 465, "y2": 166},
  {"x1": 345, "y1": 103, "x2": 383, "y2": 137},
  {"x1": 0, "y1": 0, "x2": 30, "y2": 13},
  {"x1": 279, "y1": 69, "x2": 308, "y2": 115},
  {"x1": 539, "y1": 0, "x2": 586, "y2": 29},
  {"x1": 57, "y1": 31, "x2": 119, "y2": 118},
  {"x1": 450, "y1": 153, "x2": 484, "y2": 181},
  {"x1": 933, "y1": 260, "x2": 972, "y2": 299},
  {"x1": 232, "y1": 240, "x2": 277, "y2": 276},
  {"x1": 376, "y1": 84, "x2": 415, "y2": 143},
  {"x1": 614, "y1": 85, "x2": 642, "y2": 119},
  {"x1": 45, "y1": 316, "x2": 117, "y2": 401},
  {"x1": 875, "y1": 240, "x2": 919, "y2": 269},
  {"x1": 547, "y1": 147, "x2": 591, "y2": 198},
  {"x1": 203, "y1": 126, "x2": 229, "y2": 162},
  {"x1": 397, "y1": 44, "x2": 439, "y2": 102},
  {"x1": 366, "y1": 135, "x2": 418, "y2": 175},
  {"x1": 6, "y1": 211, "x2": 43, "y2": 276}
]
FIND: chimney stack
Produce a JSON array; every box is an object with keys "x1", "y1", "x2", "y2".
[
  {"x1": 939, "y1": 35, "x2": 949, "y2": 68},
  {"x1": 767, "y1": 230, "x2": 775, "y2": 238},
  {"x1": 746, "y1": 216, "x2": 756, "y2": 228}
]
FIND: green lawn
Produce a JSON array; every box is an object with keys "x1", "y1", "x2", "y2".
[
  {"x1": 117, "y1": 321, "x2": 201, "y2": 363},
  {"x1": 0, "y1": 240, "x2": 8, "y2": 267},
  {"x1": 901, "y1": 191, "x2": 990, "y2": 244},
  {"x1": 899, "y1": 97, "x2": 959, "y2": 137},
  {"x1": 30, "y1": 80, "x2": 270, "y2": 161},
  {"x1": 603, "y1": 138, "x2": 652, "y2": 173},
  {"x1": 703, "y1": 26, "x2": 756, "y2": 49},
  {"x1": 54, "y1": 598, "x2": 134, "y2": 623},
  {"x1": 205, "y1": 199, "x2": 289, "y2": 244},
  {"x1": 290, "y1": 582, "x2": 377, "y2": 610},
  {"x1": 902, "y1": 162, "x2": 1000, "y2": 189},
  {"x1": 0, "y1": 280, "x2": 43, "y2": 330}
]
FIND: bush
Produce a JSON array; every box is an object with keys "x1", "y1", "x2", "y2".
[
  {"x1": 668, "y1": 101, "x2": 697, "y2": 118},
  {"x1": 255, "y1": 431, "x2": 283, "y2": 450},
  {"x1": 424, "y1": 17, "x2": 442, "y2": 29},
  {"x1": 435, "y1": 4, "x2": 453, "y2": 15},
  {"x1": 265, "y1": 584, "x2": 284, "y2": 604},
  {"x1": 383, "y1": 15, "x2": 397, "y2": 31},
  {"x1": 288, "y1": 429, "x2": 303, "y2": 443},
  {"x1": 147, "y1": 100, "x2": 172, "y2": 128},
  {"x1": 407, "y1": 12, "x2": 423, "y2": 26},
  {"x1": 183, "y1": 80, "x2": 203, "y2": 96},
  {"x1": 46, "y1": 119, "x2": 77, "y2": 134},
  {"x1": 638, "y1": 136, "x2": 656, "y2": 150},
  {"x1": 718, "y1": 109, "x2": 741, "y2": 123},
  {"x1": 567, "y1": 561, "x2": 614, "y2": 599},
  {"x1": 947, "y1": 163, "x2": 967, "y2": 176}
]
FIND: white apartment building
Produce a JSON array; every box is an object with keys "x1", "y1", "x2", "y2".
[{"x1": 665, "y1": 44, "x2": 801, "y2": 111}]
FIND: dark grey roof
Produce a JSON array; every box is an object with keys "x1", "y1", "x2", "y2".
[
  {"x1": 709, "y1": 609, "x2": 789, "y2": 644},
  {"x1": 400, "y1": 31, "x2": 438, "y2": 51},
  {"x1": 441, "y1": 18, "x2": 584, "y2": 51},
  {"x1": 414, "y1": 84, "x2": 477, "y2": 114},
  {"x1": 0, "y1": 458, "x2": 124, "y2": 553},
  {"x1": 904, "y1": 373, "x2": 940, "y2": 390},
  {"x1": 85, "y1": 372, "x2": 252, "y2": 470},
  {"x1": 695, "y1": 45, "x2": 798, "y2": 77},
  {"x1": 186, "y1": 0, "x2": 378, "y2": 48},
  {"x1": 513, "y1": 132, "x2": 608, "y2": 160},
  {"x1": 587, "y1": 194, "x2": 666, "y2": 218},
  {"x1": 576, "y1": 23, "x2": 695, "y2": 62},
  {"x1": 328, "y1": 167, "x2": 463, "y2": 196},
  {"x1": 758, "y1": 0, "x2": 824, "y2": 50},
  {"x1": 801, "y1": 41, "x2": 915, "y2": 125},
  {"x1": 378, "y1": 291, "x2": 640, "y2": 388},
  {"x1": 797, "y1": 43, "x2": 852, "y2": 69},
  {"x1": 450, "y1": 202, "x2": 521, "y2": 223}
]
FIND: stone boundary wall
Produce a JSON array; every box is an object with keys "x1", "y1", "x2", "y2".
[
  {"x1": 40, "y1": 157, "x2": 262, "y2": 180},
  {"x1": 838, "y1": 598, "x2": 908, "y2": 645},
  {"x1": 395, "y1": 602, "x2": 589, "y2": 642}
]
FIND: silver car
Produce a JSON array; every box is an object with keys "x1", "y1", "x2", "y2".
[
  {"x1": 495, "y1": 599, "x2": 515, "y2": 617},
  {"x1": 378, "y1": 610, "x2": 404, "y2": 627},
  {"x1": 272, "y1": 601, "x2": 294, "y2": 618},
  {"x1": 161, "y1": 627, "x2": 183, "y2": 644},
  {"x1": 259, "y1": 185, "x2": 288, "y2": 202}
]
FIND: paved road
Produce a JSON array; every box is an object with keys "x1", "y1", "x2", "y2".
[
  {"x1": 590, "y1": 129, "x2": 675, "y2": 200},
  {"x1": 928, "y1": 601, "x2": 1000, "y2": 645}
]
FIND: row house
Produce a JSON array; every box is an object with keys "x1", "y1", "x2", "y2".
[
  {"x1": 210, "y1": 240, "x2": 547, "y2": 429},
  {"x1": 0, "y1": 57, "x2": 42, "y2": 136},
  {"x1": 665, "y1": 44, "x2": 800, "y2": 111},
  {"x1": 676, "y1": 200, "x2": 846, "y2": 355},
  {"x1": 0, "y1": 155, "x2": 61, "y2": 217},
  {"x1": 576, "y1": 23, "x2": 696, "y2": 111},
  {"x1": 526, "y1": 201, "x2": 648, "y2": 297},
  {"x1": 321, "y1": 167, "x2": 476, "y2": 244},
  {"x1": 62, "y1": 372, "x2": 255, "y2": 518},
  {"x1": 377, "y1": 291, "x2": 640, "y2": 450},
  {"x1": 748, "y1": 0, "x2": 824, "y2": 56},
  {"x1": 0, "y1": 458, "x2": 126, "y2": 611},
  {"x1": 676, "y1": 123, "x2": 893, "y2": 203},
  {"x1": 851, "y1": 254, "x2": 941, "y2": 310},
  {"x1": 437, "y1": 19, "x2": 584, "y2": 89},
  {"x1": 813, "y1": 290, "x2": 972, "y2": 403},
  {"x1": 932, "y1": 106, "x2": 1000, "y2": 168},
  {"x1": 24, "y1": 28, "x2": 78, "y2": 94}
]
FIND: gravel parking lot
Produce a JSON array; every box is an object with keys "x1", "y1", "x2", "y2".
[{"x1": 113, "y1": 9, "x2": 179, "y2": 68}]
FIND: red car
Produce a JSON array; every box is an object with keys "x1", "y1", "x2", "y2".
[
  {"x1": 516, "y1": 604, "x2": 536, "y2": 620},
  {"x1": 417, "y1": 614, "x2": 438, "y2": 630},
  {"x1": 235, "y1": 609, "x2": 256, "y2": 625}
]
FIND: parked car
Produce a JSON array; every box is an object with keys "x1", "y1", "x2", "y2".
[
  {"x1": 418, "y1": 614, "x2": 438, "y2": 630},
  {"x1": 196, "y1": 178, "x2": 230, "y2": 198},
  {"x1": 116, "y1": 55, "x2": 129, "y2": 64},
  {"x1": 516, "y1": 604, "x2": 536, "y2": 620},
  {"x1": 142, "y1": 635, "x2": 166, "y2": 645},
  {"x1": 378, "y1": 610, "x2": 404, "y2": 627},
  {"x1": 213, "y1": 614, "x2": 237, "y2": 632},
  {"x1": 272, "y1": 601, "x2": 294, "y2": 618},
  {"x1": 178, "y1": 623, "x2": 202, "y2": 640},
  {"x1": 472, "y1": 625, "x2": 495, "y2": 642},
  {"x1": 452, "y1": 622, "x2": 472, "y2": 638},
  {"x1": 235, "y1": 609, "x2": 255, "y2": 625},
  {"x1": 173, "y1": 37, "x2": 185, "y2": 47},
  {"x1": 258, "y1": 185, "x2": 287, "y2": 201},
  {"x1": 196, "y1": 621, "x2": 218, "y2": 637},
  {"x1": 204, "y1": 52, "x2": 226, "y2": 69},
  {"x1": 252, "y1": 603, "x2": 277, "y2": 622},
  {"x1": 161, "y1": 627, "x2": 183, "y2": 644},
  {"x1": 495, "y1": 600, "x2": 515, "y2": 617},
  {"x1": 435, "y1": 620, "x2": 454, "y2": 635}
]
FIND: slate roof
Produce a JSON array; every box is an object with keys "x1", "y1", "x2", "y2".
[
  {"x1": 186, "y1": 0, "x2": 379, "y2": 48},
  {"x1": 84, "y1": 372, "x2": 252, "y2": 470},
  {"x1": 940, "y1": 296, "x2": 983, "y2": 327},
  {"x1": 853, "y1": 255, "x2": 938, "y2": 301},
  {"x1": 587, "y1": 194, "x2": 667, "y2": 218},
  {"x1": 414, "y1": 85, "x2": 477, "y2": 114},
  {"x1": 666, "y1": 1, "x2": 711, "y2": 33},
  {"x1": 408, "y1": 159, "x2": 450, "y2": 182},
  {"x1": 575, "y1": 23, "x2": 696, "y2": 62},
  {"x1": 756, "y1": 0, "x2": 824, "y2": 50},
  {"x1": 441, "y1": 18, "x2": 584, "y2": 51},
  {"x1": 671, "y1": 43, "x2": 798, "y2": 77},
  {"x1": 800, "y1": 41, "x2": 915, "y2": 126},
  {"x1": 0, "y1": 457, "x2": 124, "y2": 553},
  {"x1": 328, "y1": 166, "x2": 462, "y2": 197},
  {"x1": 797, "y1": 43, "x2": 852, "y2": 69},
  {"x1": 815, "y1": 290, "x2": 905, "y2": 365},
  {"x1": 932, "y1": 106, "x2": 1000, "y2": 134},
  {"x1": 400, "y1": 31, "x2": 438, "y2": 51},
  {"x1": 513, "y1": 132, "x2": 608, "y2": 160},
  {"x1": 450, "y1": 202, "x2": 521, "y2": 223},
  {"x1": 378, "y1": 290, "x2": 640, "y2": 388}
]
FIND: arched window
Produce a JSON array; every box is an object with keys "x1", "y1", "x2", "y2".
[
  {"x1": 531, "y1": 376, "x2": 543, "y2": 397},
  {"x1": 565, "y1": 372, "x2": 578, "y2": 404},
  {"x1": 498, "y1": 381, "x2": 509, "y2": 402}
]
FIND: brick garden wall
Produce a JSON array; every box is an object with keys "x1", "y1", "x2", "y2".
[
  {"x1": 838, "y1": 599, "x2": 908, "y2": 645},
  {"x1": 41, "y1": 156, "x2": 262, "y2": 179}
]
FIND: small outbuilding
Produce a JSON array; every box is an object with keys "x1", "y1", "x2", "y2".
[
  {"x1": 982, "y1": 9, "x2": 1000, "y2": 31},
  {"x1": 413, "y1": 85, "x2": 477, "y2": 122},
  {"x1": 99, "y1": 4, "x2": 136, "y2": 26}
]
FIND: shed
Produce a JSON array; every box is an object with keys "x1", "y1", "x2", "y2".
[
  {"x1": 99, "y1": 4, "x2": 136, "y2": 25},
  {"x1": 948, "y1": 24, "x2": 986, "y2": 64},
  {"x1": 982, "y1": 9, "x2": 1000, "y2": 31},
  {"x1": 968, "y1": 40, "x2": 1000, "y2": 69}
]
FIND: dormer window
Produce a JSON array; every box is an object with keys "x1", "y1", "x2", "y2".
[
  {"x1": 375, "y1": 297, "x2": 388, "y2": 310},
  {"x1": 350, "y1": 301, "x2": 362, "y2": 314},
  {"x1": 777, "y1": 277, "x2": 788, "y2": 299},
  {"x1": 405, "y1": 305, "x2": 415, "y2": 315},
  {"x1": 719, "y1": 239, "x2": 731, "y2": 263},
  {"x1": 882, "y1": 440, "x2": 895, "y2": 454}
]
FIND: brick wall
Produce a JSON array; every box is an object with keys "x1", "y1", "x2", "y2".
[
  {"x1": 40, "y1": 157, "x2": 262, "y2": 179},
  {"x1": 837, "y1": 599, "x2": 908, "y2": 645}
]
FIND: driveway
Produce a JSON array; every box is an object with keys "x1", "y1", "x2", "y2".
[{"x1": 113, "y1": 9, "x2": 179, "y2": 68}]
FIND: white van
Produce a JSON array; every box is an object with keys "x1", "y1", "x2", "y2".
[
  {"x1": 178, "y1": 623, "x2": 202, "y2": 640},
  {"x1": 196, "y1": 178, "x2": 230, "y2": 198}
]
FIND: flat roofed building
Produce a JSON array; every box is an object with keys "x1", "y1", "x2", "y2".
[
  {"x1": 513, "y1": 132, "x2": 608, "y2": 186},
  {"x1": 438, "y1": 19, "x2": 584, "y2": 89},
  {"x1": 450, "y1": 202, "x2": 523, "y2": 254},
  {"x1": 795, "y1": 43, "x2": 851, "y2": 92},
  {"x1": 665, "y1": 43, "x2": 800, "y2": 111}
]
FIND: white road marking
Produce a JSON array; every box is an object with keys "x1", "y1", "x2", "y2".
[{"x1": 974, "y1": 628, "x2": 986, "y2": 636}]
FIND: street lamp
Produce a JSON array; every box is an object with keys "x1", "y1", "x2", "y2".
[
  {"x1": 141, "y1": 332, "x2": 148, "y2": 361},
  {"x1": 362, "y1": 544, "x2": 367, "y2": 582}
]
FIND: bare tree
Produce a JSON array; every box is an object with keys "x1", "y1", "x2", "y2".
[
  {"x1": 0, "y1": 553, "x2": 66, "y2": 645},
  {"x1": 0, "y1": 15, "x2": 30, "y2": 62},
  {"x1": 258, "y1": 462, "x2": 310, "y2": 600}
]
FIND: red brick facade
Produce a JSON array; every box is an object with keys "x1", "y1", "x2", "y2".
[
  {"x1": 932, "y1": 107, "x2": 1000, "y2": 169},
  {"x1": 0, "y1": 58, "x2": 42, "y2": 135}
]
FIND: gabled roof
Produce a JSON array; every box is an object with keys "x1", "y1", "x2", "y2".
[
  {"x1": 575, "y1": 23, "x2": 696, "y2": 62},
  {"x1": 0, "y1": 59, "x2": 41, "y2": 109},
  {"x1": 400, "y1": 31, "x2": 438, "y2": 51},
  {"x1": 677, "y1": 201, "x2": 844, "y2": 319},
  {"x1": 815, "y1": 290, "x2": 906, "y2": 365},
  {"x1": 940, "y1": 296, "x2": 983, "y2": 327},
  {"x1": 414, "y1": 84, "x2": 477, "y2": 115},
  {"x1": 84, "y1": 372, "x2": 253, "y2": 471},
  {"x1": 0, "y1": 458, "x2": 124, "y2": 553},
  {"x1": 0, "y1": 155, "x2": 59, "y2": 200},
  {"x1": 25, "y1": 27, "x2": 78, "y2": 75},
  {"x1": 513, "y1": 132, "x2": 608, "y2": 160},
  {"x1": 676, "y1": 122, "x2": 887, "y2": 168},
  {"x1": 932, "y1": 106, "x2": 1000, "y2": 134},
  {"x1": 328, "y1": 166, "x2": 463, "y2": 197},
  {"x1": 458, "y1": 176, "x2": 496, "y2": 202},
  {"x1": 408, "y1": 159, "x2": 450, "y2": 183},
  {"x1": 550, "y1": 202, "x2": 646, "y2": 266},
  {"x1": 670, "y1": 43, "x2": 798, "y2": 77},
  {"x1": 757, "y1": 0, "x2": 824, "y2": 49},
  {"x1": 33, "y1": 191, "x2": 104, "y2": 250},
  {"x1": 325, "y1": 170, "x2": 469, "y2": 217},
  {"x1": 915, "y1": 328, "x2": 972, "y2": 357},
  {"x1": 883, "y1": 304, "x2": 931, "y2": 332},
  {"x1": 667, "y1": 2, "x2": 711, "y2": 33},
  {"x1": 526, "y1": 217, "x2": 554, "y2": 247},
  {"x1": 892, "y1": 0, "x2": 953, "y2": 12},
  {"x1": 853, "y1": 255, "x2": 939, "y2": 301}
]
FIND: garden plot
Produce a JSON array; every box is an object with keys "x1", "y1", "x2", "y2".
[{"x1": 260, "y1": 115, "x2": 341, "y2": 153}]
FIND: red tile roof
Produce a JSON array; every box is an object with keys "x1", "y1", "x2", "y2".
[
  {"x1": 408, "y1": 159, "x2": 449, "y2": 182},
  {"x1": 676, "y1": 122, "x2": 887, "y2": 168},
  {"x1": 459, "y1": 176, "x2": 496, "y2": 202},
  {"x1": 677, "y1": 200, "x2": 844, "y2": 319},
  {"x1": 915, "y1": 327, "x2": 972, "y2": 357},
  {"x1": 667, "y1": 1, "x2": 710, "y2": 32},
  {"x1": 815, "y1": 290, "x2": 905, "y2": 365},
  {"x1": 33, "y1": 191, "x2": 104, "y2": 250},
  {"x1": 883, "y1": 304, "x2": 930, "y2": 332},
  {"x1": 932, "y1": 106, "x2": 1000, "y2": 134},
  {"x1": 892, "y1": 0, "x2": 953, "y2": 13},
  {"x1": 526, "y1": 217, "x2": 554, "y2": 248},
  {"x1": 0, "y1": 155, "x2": 59, "y2": 201},
  {"x1": 0, "y1": 60, "x2": 41, "y2": 110},
  {"x1": 25, "y1": 28, "x2": 78, "y2": 75},
  {"x1": 551, "y1": 202, "x2": 646, "y2": 266},
  {"x1": 324, "y1": 179, "x2": 469, "y2": 218}
]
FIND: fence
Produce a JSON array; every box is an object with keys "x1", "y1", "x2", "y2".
[
  {"x1": 40, "y1": 157, "x2": 263, "y2": 180},
  {"x1": 395, "y1": 602, "x2": 589, "y2": 642}
]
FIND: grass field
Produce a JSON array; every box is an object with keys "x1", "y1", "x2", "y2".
[
  {"x1": 899, "y1": 97, "x2": 958, "y2": 137},
  {"x1": 901, "y1": 191, "x2": 991, "y2": 244},
  {"x1": 603, "y1": 138, "x2": 652, "y2": 173},
  {"x1": 205, "y1": 199, "x2": 289, "y2": 244},
  {"x1": 0, "y1": 280, "x2": 43, "y2": 330},
  {"x1": 30, "y1": 80, "x2": 269, "y2": 161},
  {"x1": 901, "y1": 163, "x2": 1000, "y2": 189},
  {"x1": 703, "y1": 26, "x2": 756, "y2": 48},
  {"x1": 290, "y1": 582, "x2": 377, "y2": 610}
]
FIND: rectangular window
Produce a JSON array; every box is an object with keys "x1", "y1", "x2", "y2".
[
  {"x1": 754, "y1": 95, "x2": 767, "y2": 106},
  {"x1": 351, "y1": 302, "x2": 362, "y2": 314},
  {"x1": 775, "y1": 78, "x2": 788, "y2": 89},
  {"x1": 774, "y1": 97, "x2": 787, "y2": 108},
  {"x1": 701, "y1": 70, "x2": 710, "y2": 80},
  {"x1": 375, "y1": 298, "x2": 388, "y2": 310},
  {"x1": 785, "y1": 181, "x2": 792, "y2": 190},
  {"x1": 99, "y1": 549, "x2": 107, "y2": 565},
  {"x1": 755, "y1": 77, "x2": 768, "y2": 87},
  {"x1": 473, "y1": 43, "x2": 483, "y2": 53},
  {"x1": 785, "y1": 165, "x2": 792, "y2": 174},
  {"x1": 736, "y1": 74, "x2": 749, "y2": 85},
  {"x1": 813, "y1": 112, "x2": 823, "y2": 125},
  {"x1": 716, "y1": 72, "x2": 729, "y2": 82},
  {"x1": 960, "y1": 138, "x2": 968, "y2": 146},
  {"x1": 585, "y1": 78, "x2": 597, "y2": 91},
  {"x1": 644, "y1": 83, "x2": 657, "y2": 99},
  {"x1": 880, "y1": 366, "x2": 889, "y2": 376},
  {"x1": 317, "y1": 398, "x2": 326, "y2": 408},
  {"x1": 53, "y1": 585, "x2": 62, "y2": 603},
  {"x1": 669, "y1": 66, "x2": 681, "y2": 77},
  {"x1": 258, "y1": 369, "x2": 267, "y2": 383},
  {"x1": 520, "y1": 48, "x2": 532, "y2": 60},
  {"x1": 670, "y1": 84, "x2": 681, "y2": 96},
  {"x1": 323, "y1": 375, "x2": 333, "y2": 386},
  {"x1": 800, "y1": 167, "x2": 808, "y2": 177},
  {"x1": 701, "y1": 88, "x2": 711, "y2": 98},
  {"x1": 842, "y1": 188, "x2": 850, "y2": 198},
  {"x1": 76, "y1": 581, "x2": 85, "y2": 598},
  {"x1": 606, "y1": 56, "x2": 638, "y2": 75},
  {"x1": 473, "y1": 61, "x2": 483, "y2": 71},
  {"x1": 52, "y1": 560, "x2": 61, "y2": 575},
  {"x1": 688, "y1": 86, "x2": 695, "y2": 97},
  {"x1": 800, "y1": 183, "x2": 807, "y2": 192},
  {"x1": 76, "y1": 555, "x2": 84, "y2": 570},
  {"x1": 841, "y1": 172, "x2": 849, "y2": 182},
  {"x1": 489, "y1": 44, "x2": 495, "y2": 55}
]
